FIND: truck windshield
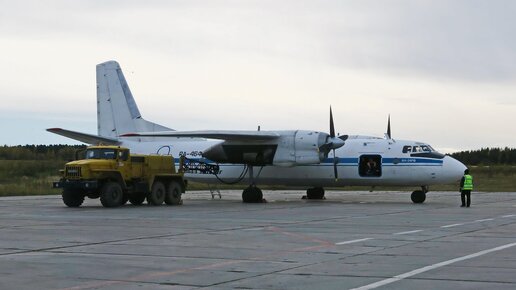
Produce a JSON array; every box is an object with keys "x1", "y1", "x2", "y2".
[{"x1": 85, "y1": 148, "x2": 117, "y2": 160}]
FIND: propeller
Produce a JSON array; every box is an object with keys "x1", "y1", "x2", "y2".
[
  {"x1": 385, "y1": 114, "x2": 392, "y2": 140},
  {"x1": 319, "y1": 106, "x2": 345, "y2": 181}
]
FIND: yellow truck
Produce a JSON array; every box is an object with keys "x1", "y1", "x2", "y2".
[{"x1": 53, "y1": 145, "x2": 186, "y2": 208}]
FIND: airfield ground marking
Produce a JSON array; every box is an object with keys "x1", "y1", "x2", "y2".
[
  {"x1": 392, "y1": 230, "x2": 423, "y2": 235},
  {"x1": 440, "y1": 223, "x2": 464, "y2": 228},
  {"x1": 473, "y1": 218, "x2": 494, "y2": 222},
  {"x1": 335, "y1": 238, "x2": 373, "y2": 245},
  {"x1": 349, "y1": 241, "x2": 516, "y2": 290},
  {"x1": 501, "y1": 214, "x2": 516, "y2": 218}
]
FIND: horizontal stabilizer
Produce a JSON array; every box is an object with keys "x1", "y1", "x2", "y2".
[
  {"x1": 121, "y1": 130, "x2": 280, "y2": 141},
  {"x1": 47, "y1": 128, "x2": 120, "y2": 145}
]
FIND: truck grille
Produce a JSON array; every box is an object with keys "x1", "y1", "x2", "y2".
[{"x1": 65, "y1": 166, "x2": 82, "y2": 178}]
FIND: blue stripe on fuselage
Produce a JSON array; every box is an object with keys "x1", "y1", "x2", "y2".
[{"x1": 175, "y1": 157, "x2": 443, "y2": 166}]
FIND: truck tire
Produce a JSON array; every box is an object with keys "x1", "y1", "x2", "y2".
[
  {"x1": 165, "y1": 181, "x2": 182, "y2": 205},
  {"x1": 62, "y1": 189, "x2": 84, "y2": 207},
  {"x1": 147, "y1": 181, "x2": 165, "y2": 205},
  {"x1": 129, "y1": 194, "x2": 146, "y2": 206},
  {"x1": 100, "y1": 182, "x2": 123, "y2": 208},
  {"x1": 120, "y1": 194, "x2": 129, "y2": 206}
]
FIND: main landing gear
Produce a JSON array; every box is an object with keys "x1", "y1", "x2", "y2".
[
  {"x1": 242, "y1": 166, "x2": 265, "y2": 203},
  {"x1": 303, "y1": 187, "x2": 325, "y2": 200},
  {"x1": 411, "y1": 186, "x2": 429, "y2": 204}
]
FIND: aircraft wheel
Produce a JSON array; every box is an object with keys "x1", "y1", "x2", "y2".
[
  {"x1": 411, "y1": 190, "x2": 426, "y2": 204},
  {"x1": 62, "y1": 189, "x2": 84, "y2": 207},
  {"x1": 165, "y1": 181, "x2": 183, "y2": 205},
  {"x1": 242, "y1": 186, "x2": 263, "y2": 203},
  {"x1": 129, "y1": 194, "x2": 146, "y2": 205},
  {"x1": 100, "y1": 182, "x2": 123, "y2": 207},
  {"x1": 147, "y1": 181, "x2": 166, "y2": 205},
  {"x1": 306, "y1": 187, "x2": 325, "y2": 199}
]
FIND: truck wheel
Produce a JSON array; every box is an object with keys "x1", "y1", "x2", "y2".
[
  {"x1": 147, "y1": 181, "x2": 165, "y2": 205},
  {"x1": 165, "y1": 181, "x2": 182, "y2": 205},
  {"x1": 120, "y1": 194, "x2": 129, "y2": 206},
  {"x1": 129, "y1": 194, "x2": 146, "y2": 206},
  {"x1": 100, "y1": 182, "x2": 123, "y2": 208},
  {"x1": 62, "y1": 189, "x2": 84, "y2": 207}
]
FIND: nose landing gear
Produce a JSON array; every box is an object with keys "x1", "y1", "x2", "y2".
[
  {"x1": 303, "y1": 187, "x2": 325, "y2": 200},
  {"x1": 411, "y1": 186, "x2": 428, "y2": 204}
]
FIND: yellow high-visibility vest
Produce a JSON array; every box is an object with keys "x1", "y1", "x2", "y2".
[{"x1": 463, "y1": 174, "x2": 473, "y2": 190}]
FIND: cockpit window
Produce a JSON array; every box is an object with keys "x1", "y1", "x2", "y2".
[
  {"x1": 404, "y1": 144, "x2": 437, "y2": 154},
  {"x1": 409, "y1": 144, "x2": 445, "y2": 159},
  {"x1": 420, "y1": 145, "x2": 432, "y2": 152},
  {"x1": 413, "y1": 145, "x2": 433, "y2": 153}
]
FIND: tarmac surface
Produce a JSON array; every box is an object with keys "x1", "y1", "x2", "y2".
[{"x1": 1, "y1": 190, "x2": 516, "y2": 290}]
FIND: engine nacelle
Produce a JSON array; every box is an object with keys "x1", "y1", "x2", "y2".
[
  {"x1": 202, "y1": 130, "x2": 331, "y2": 167},
  {"x1": 272, "y1": 130, "x2": 328, "y2": 167}
]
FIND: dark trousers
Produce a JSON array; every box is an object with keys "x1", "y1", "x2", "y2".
[{"x1": 461, "y1": 190, "x2": 471, "y2": 207}]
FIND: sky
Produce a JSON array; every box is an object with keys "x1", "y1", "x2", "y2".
[{"x1": 1, "y1": 0, "x2": 515, "y2": 153}]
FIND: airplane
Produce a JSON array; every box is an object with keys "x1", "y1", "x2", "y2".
[{"x1": 48, "y1": 60, "x2": 467, "y2": 204}]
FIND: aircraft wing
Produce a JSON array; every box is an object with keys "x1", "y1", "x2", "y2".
[
  {"x1": 121, "y1": 130, "x2": 280, "y2": 141},
  {"x1": 47, "y1": 128, "x2": 120, "y2": 145}
]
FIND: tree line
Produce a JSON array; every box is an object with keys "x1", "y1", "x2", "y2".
[
  {"x1": 450, "y1": 147, "x2": 516, "y2": 165},
  {"x1": 0, "y1": 145, "x2": 86, "y2": 161},
  {"x1": 1, "y1": 145, "x2": 515, "y2": 166}
]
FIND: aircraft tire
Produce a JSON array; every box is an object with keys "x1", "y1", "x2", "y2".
[
  {"x1": 62, "y1": 189, "x2": 84, "y2": 207},
  {"x1": 129, "y1": 194, "x2": 146, "y2": 206},
  {"x1": 100, "y1": 182, "x2": 123, "y2": 207},
  {"x1": 147, "y1": 181, "x2": 166, "y2": 205},
  {"x1": 411, "y1": 190, "x2": 426, "y2": 204},
  {"x1": 165, "y1": 181, "x2": 182, "y2": 205},
  {"x1": 306, "y1": 187, "x2": 325, "y2": 199},
  {"x1": 242, "y1": 186, "x2": 263, "y2": 203}
]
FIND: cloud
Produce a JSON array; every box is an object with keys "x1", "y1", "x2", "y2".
[{"x1": 0, "y1": 0, "x2": 515, "y2": 148}]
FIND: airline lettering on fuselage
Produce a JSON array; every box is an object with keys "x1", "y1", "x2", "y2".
[{"x1": 179, "y1": 151, "x2": 204, "y2": 157}]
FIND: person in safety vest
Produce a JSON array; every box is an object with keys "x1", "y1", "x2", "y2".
[{"x1": 460, "y1": 169, "x2": 473, "y2": 207}]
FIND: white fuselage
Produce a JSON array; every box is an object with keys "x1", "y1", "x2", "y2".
[{"x1": 120, "y1": 135, "x2": 466, "y2": 188}]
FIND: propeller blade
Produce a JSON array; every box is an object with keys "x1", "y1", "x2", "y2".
[
  {"x1": 333, "y1": 149, "x2": 338, "y2": 181},
  {"x1": 329, "y1": 106, "x2": 335, "y2": 138},
  {"x1": 387, "y1": 114, "x2": 391, "y2": 139},
  {"x1": 319, "y1": 106, "x2": 345, "y2": 153}
]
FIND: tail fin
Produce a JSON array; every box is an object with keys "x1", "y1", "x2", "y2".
[{"x1": 96, "y1": 61, "x2": 172, "y2": 138}]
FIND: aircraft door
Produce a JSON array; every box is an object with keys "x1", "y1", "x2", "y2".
[{"x1": 359, "y1": 155, "x2": 382, "y2": 177}]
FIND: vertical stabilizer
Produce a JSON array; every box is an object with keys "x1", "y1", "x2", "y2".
[{"x1": 96, "y1": 61, "x2": 172, "y2": 138}]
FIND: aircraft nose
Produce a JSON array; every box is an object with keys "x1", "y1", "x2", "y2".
[{"x1": 442, "y1": 155, "x2": 467, "y2": 183}]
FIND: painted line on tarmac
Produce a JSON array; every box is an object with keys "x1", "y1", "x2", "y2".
[
  {"x1": 474, "y1": 218, "x2": 494, "y2": 222},
  {"x1": 335, "y1": 238, "x2": 373, "y2": 245},
  {"x1": 392, "y1": 230, "x2": 423, "y2": 235},
  {"x1": 349, "y1": 241, "x2": 516, "y2": 290},
  {"x1": 440, "y1": 223, "x2": 464, "y2": 228},
  {"x1": 501, "y1": 214, "x2": 516, "y2": 218}
]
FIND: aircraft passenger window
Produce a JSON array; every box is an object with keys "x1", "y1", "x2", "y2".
[
  {"x1": 359, "y1": 155, "x2": 382, "y2": 177},
  {"x1": 402, "y1": 146, "x2": 412, "y2": 153}
]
